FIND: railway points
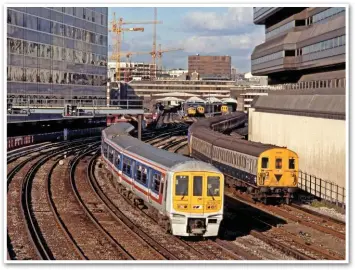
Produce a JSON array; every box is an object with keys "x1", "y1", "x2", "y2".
[{"x1": 6, "y1": 5, "x2": 347, "y2": 263}]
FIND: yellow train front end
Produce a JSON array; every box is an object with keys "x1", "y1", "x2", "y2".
[
  {"x1": 170, "y1": 171, "x2": 224, "y2": 237},
  {"x1": 187, "y1": 107, "x2": 197, "y2": 116},
  {"x1": 196, "y1": 106, "x2": 205, "y2": 116},
  {"x1": 220, "y1": 105, "x2": 229, "y2": 114},
  {"x1": 256, "y1": 148, "x2": 299, "y2": 204}
]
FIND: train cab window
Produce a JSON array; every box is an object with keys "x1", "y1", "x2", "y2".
[
  {"x1": 193, "y1": 176, "x2": 203, "y2": 196},
  {"x1": 207, "y1": 176, "x2": 220, "y2": 196},
  {"x1": 289, "y1": 158, "x2": 295, "y2": 169},
  {"x1": 152, "y1": 173, "x2": 161, "y2": 193},
  {"x1": 261, "y1": 157, "x2": 269, "y2": 169},
  {"x1": 275, "y1": 158, "x2": 282, "y2": 169},
  {"x1": 175, "y1": 175, "x2": 189, "y2": 196}
]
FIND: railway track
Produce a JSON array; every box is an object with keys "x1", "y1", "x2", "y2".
[
  {"x1": 7, "y1": 139, "x2": 97, "y2": 260},
  {"x1": 225, "y1": 190, "x2": 345, "y2": 260},
  {"x1": 94, "y1": 160, "x2": 209, "y2": 260},
  {"x1": 87, "y1": 154, "x2": 179, "y2": 260}
]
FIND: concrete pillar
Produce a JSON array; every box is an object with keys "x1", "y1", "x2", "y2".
[{"x1": 138, "y1": 114, "x2": 142, "y2": 141}]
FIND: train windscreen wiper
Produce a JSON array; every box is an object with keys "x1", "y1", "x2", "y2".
[
  {"x1": 181, "y1": 188, "x2": 188, "y2": 200},
  {"x1": 208, "y1": 188, "x2": 215, "y2": 200}
]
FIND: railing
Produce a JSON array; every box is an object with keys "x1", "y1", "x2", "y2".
[
  {"x1": 298, "y1": 171, "x2": 346, "y2": 208},
  {"x1": 7, "y1": 98, "x2": 144, "y2": 109}
]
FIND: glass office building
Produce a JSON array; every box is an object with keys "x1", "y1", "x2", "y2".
[{"x1": 7, "y1": 7, "x2": 108, "y2": 100}]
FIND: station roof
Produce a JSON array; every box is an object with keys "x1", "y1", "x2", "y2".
[
  {"x1": 155, "y1": 96, "x2": 184, "y2": 102},
  {"x1": 152, "y1": 92, "x2": 198, "y2": 97},
  {"x1": 221, "y1": 97, "x2": 238, "y2": 103},
  {"x1": 186, "y1": 96, "x2": 206, "y2": 103},
  {"x1": 205, "y1": 97, "x2": 222, "y2": 103},
  {"x1": 251, "y1": 95, "x2": 345, "y2": 119}
]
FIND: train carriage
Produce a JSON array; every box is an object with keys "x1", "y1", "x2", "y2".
[
  {"x1": 188, "y1": 112, "x2": 299, "y2": 204},
  {"x1": 101, "y1": 123, "x2": 224, "y2": 237}
]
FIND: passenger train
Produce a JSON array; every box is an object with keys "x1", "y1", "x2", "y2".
[
  {"x1": 188, "y1": 113, "x2": 299, "y2": 204},
  {"x1": 101, "y1": 123, "x2": 224, "y2": 237}
]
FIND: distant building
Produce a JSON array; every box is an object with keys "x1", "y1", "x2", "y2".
[
  {"x1": 168, "y1": 69, "x2": 188, "y2": 78},
  {"x1": 251, "y1": 7, "x2": 346, "y2": 87},
  {"x1": 126, "y1": 80, "x2": 235, "y2": 99},
  {"x1": 7, "y1": 7, "x2": 108, "y2": 101},
  {"x1": 108, "y1": 61, "x2": 156, "y2": 82},
  {"x1": 188, "y1": 55, "x2": 231, "y2": 80},
  {"x1": 244, "y1": 72, "x2": 268, "y2": 86}
]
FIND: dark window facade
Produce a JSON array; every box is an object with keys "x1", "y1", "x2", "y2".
[{"x1": 7, "y1": 7, "x2": 108, "y2": 99}]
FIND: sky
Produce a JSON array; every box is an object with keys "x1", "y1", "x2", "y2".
[{"x1": 108, "y1": 7, "x2": 265, "y2": 73}]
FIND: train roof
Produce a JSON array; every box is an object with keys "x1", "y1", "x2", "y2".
[
  {"x1": 103, "y1": 123, "x2": 135, "y2": 138},
  {"x1": 109, "y1": 134, "x2": 221, "y2": 173},
  {"x1": 190, "y1": 112, "x2": 280, "y2": 157}
]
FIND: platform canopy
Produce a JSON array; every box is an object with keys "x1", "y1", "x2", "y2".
[
  {"x1": 155, "y1": 96, "x2": 185, "y2": 102},
  {"x1": 153, "y1": 92, "x2": 198, "y2": 97},
  {"x1": 185, "y1": 96, "x2": 206, "y2": 103},
  {"x1": 221, "y1": 97, "x2": 238, "y2": 103},
  {"x1": 205, "y1": 97, "x2": 222, "y2": 103}
]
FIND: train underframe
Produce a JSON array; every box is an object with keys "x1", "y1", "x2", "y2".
[{"x1": 225, "y1": 176, "x2": 298, "y2": 204}]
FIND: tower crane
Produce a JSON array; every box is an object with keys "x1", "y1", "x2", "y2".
[
  {"x1": 157, "y1": 44, "x2": 184, "y2": 76},
  {"x1": 109, "y1": 12, "x2": 162, "y2": 82}
]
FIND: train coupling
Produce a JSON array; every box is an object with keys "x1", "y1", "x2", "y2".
[{"x1": 187, "y1": 218, "x2": 206, "y2": 235}]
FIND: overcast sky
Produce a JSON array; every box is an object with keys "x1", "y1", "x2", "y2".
[{"x1": 108, "y1": 7, "x2": 265, "y2": 73}]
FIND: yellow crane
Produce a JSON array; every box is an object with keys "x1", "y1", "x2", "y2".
[
  {"x1": 109, "y1": 12, "x2": 162, "y2": 82},
  {"x1": 157, "y1": 44, "x2": 184, "y2": 76}
]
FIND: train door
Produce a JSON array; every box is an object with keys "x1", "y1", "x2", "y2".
[{"x1": 190, "y1": 173, "x2": 205, "y2": 214}]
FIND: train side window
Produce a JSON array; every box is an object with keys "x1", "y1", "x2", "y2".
[
  {"x1": 289, "y1": 158, "x2": 295, "y2": 169},
  {"x1": 152, "y1": 173, "x2": 161, "y2": 193},
  {"x1": 102, "y1": 143, "x2": 108, "y2": 157},
  {"x1": 108, "y1": 149, "x2": 114, "y2": 163},
  {"x1": 261, "y1": 157, "x2": 269, "y2": 169},
  {"x1": 175, "y1": 175, "x2": 189, "y2": 196},
  {"x1": 136, "y1": 164, "x2": 142, "y2": 180},
  {"x1": 115, "y1": 153, "x2": 120, "y2": 169},
  {"x1": 275, "y1": 158, "x2": 282, "y2": 169},
  {"x1": 160, "y1": 180, "x2": 164, "y2": 195},
  {"x1": 123, "y1": 157, "x2": 131, "y2": 176},
  {"x1": 193, "y1": 176, "x2": 203, "y2": 196},
  {"x1": 142, "y1": 167, "x2": 148, "y2": 185}
]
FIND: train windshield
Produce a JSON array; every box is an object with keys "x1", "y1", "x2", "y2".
[
  {"x1": 175, "y1": 175, "x2": 189, "y2": 196},
  {"x1": 207, "y1": 176, "x2": 220, "y2": 196}
]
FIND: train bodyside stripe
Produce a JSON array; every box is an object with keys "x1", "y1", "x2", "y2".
[{"x1": 101, "y1": 154, "x2": 164, "y2": 205}]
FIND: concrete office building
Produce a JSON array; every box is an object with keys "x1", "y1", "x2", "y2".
[
  {"x1": 188, "y1": 55, "x2": 231, "y2": 80},
  {"x1": 251, "y1": 7, "x2": 345, "y2": 87},
  {"x1": 7, "y1": 7, "x2": 108, "y2": 101}
]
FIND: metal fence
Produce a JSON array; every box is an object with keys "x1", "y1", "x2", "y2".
[{"x1": 298, "y1": 171, "x2": 346, "y2": 208}]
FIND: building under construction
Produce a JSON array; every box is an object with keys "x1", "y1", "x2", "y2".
[{"x1": 108, "y1": 61, "x2": 157, "y2": 82}]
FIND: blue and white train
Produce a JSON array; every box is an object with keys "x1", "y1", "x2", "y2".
[{"x1": 101, "y1": 123, "x2": 224, "y2": 237}]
